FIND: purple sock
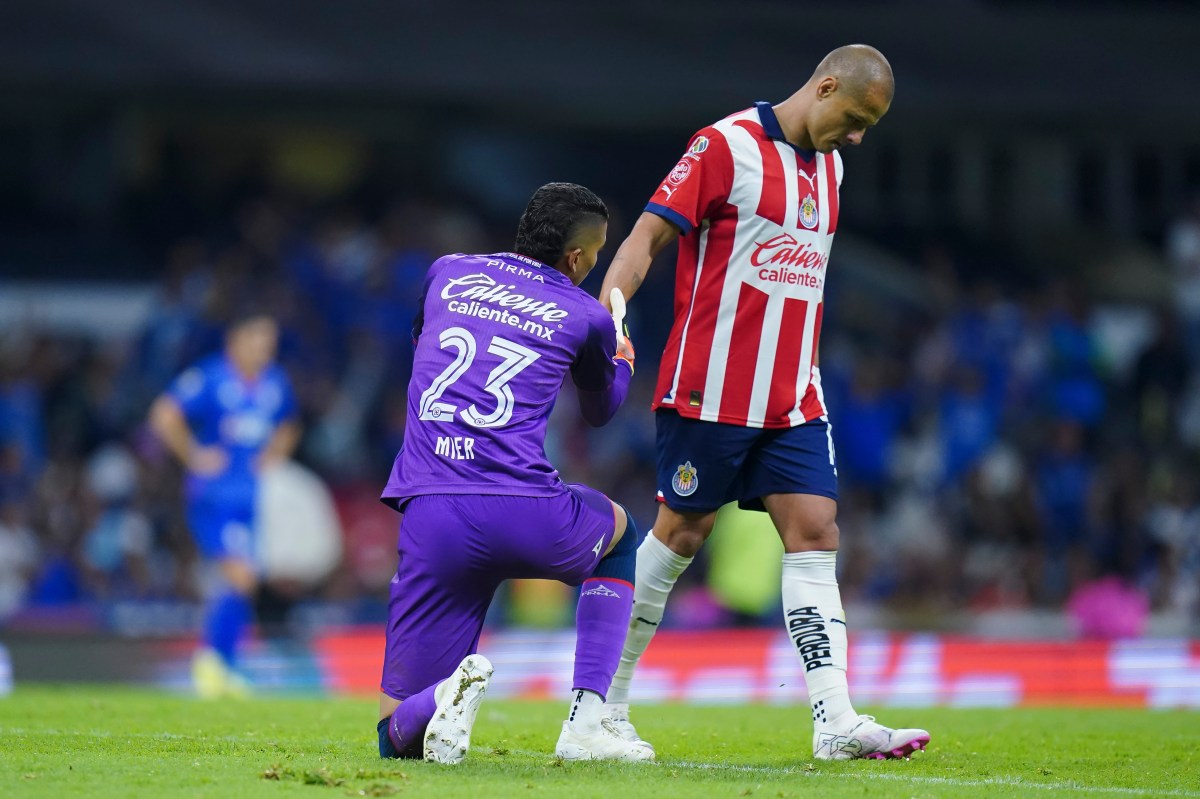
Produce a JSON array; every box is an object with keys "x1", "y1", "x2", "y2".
[
  {"x1": 387, "y1": 683, "x2": 439, "y2": 758},
  {"x1": 572, "y1": 577, "x2": 634, "y2": 697}
]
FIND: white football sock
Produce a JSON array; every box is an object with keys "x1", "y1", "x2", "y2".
[
  {"x1": 566, "y1": 689, "x2": 604, "y2": 732},
  {"x1": 606, "y1": 533, "x2": 693, "y2": 704},
  {"x1": 781, "y1": 550, "x2": 854, "y2": 727}
]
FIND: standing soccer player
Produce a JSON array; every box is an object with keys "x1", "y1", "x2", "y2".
[
  {"x1": 377, "y1": 183, "x2": 652, "y2": 764},
  {"x1": 149, "y1": 313, "x2": 300, "y2": 697},
  {"x1": 598, "y1": 45, "x2": 930, "y2": 760}
]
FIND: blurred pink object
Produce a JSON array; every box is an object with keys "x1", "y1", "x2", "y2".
[
  {"x1": 669, "y1": 586, "x2": 731, "y2": 630},
  {"x1": 1066, "y1": 576, "x2": 1149, "y2": 639}
]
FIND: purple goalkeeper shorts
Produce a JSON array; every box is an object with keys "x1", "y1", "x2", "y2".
[{"x1": 380, "y1": 484, "x2": 617, "y2": 701}]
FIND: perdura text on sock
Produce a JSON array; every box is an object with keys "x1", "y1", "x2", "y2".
[{"x1": 787, "y1": 606, "x2": 832, "y2": 671}]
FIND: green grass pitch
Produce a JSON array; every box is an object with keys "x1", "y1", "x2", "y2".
[{"x1": 2, "y1": 687, "x2": 1198, "y2": 798}]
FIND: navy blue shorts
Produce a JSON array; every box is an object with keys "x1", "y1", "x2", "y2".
[{"x1": 655, "y1": 410, "x2": 838, "y2": 514}]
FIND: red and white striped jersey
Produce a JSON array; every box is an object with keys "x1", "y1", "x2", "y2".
[{"x1": 647, "y1": 102, "x2": 842, "y2": 429}]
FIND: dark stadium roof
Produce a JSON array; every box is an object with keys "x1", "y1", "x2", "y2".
[{"x1": 1, "y1": 1, "x2": 1198, "y2": 135}]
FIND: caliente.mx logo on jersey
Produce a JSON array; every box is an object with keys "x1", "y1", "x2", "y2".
[
  {"x1": 672, "y1": 461, "x2": 699, "y2": 496},
  {"x1": 441, "y1": 273, "x2": 569, "y2": 320}
]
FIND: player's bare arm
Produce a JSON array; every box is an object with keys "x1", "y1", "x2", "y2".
[
  {"x1": 148, "y1": 395, "x2": 227, "y2": 476},
  {"x1": 599, "y1": 212, "x2": 679, "y2": 310}
]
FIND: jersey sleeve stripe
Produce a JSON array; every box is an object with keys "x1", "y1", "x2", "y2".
[{"x1": 645, "y1": 202, "x2": 694, "y2": 235}]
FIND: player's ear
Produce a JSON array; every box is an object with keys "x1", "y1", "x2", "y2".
[
  {"x1": 817, "y1": 77, "x2": 838, "y2": 99},
  {"x1": 564, "y1": 247, "x2": 583, "y2": 275}
]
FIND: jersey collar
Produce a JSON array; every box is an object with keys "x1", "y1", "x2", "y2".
[
  {"x1": 497, "y1": 252, "x2": 573, "y2": 286},
  {"x1": 755, "y1": 101, "x2": 816, "y2": 162}
]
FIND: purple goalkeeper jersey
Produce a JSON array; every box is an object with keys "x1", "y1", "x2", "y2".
[{"x1": 382, "y1": 252, "x2": 631, "y2": 508}]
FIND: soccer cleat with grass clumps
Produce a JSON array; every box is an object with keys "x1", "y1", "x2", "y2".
[{"x1": 422, "y1": 654, "x2": 493, "y2": 764}]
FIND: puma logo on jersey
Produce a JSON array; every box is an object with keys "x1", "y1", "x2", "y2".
[
  {"x1": 660, "y1": 184, "x2": 676, "y2": 200},
  {"x1": 797, "y1": 170, "x2": 817, "y2": 190}
]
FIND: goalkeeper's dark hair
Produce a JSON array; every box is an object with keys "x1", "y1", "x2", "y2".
[{"x1": 514, "y1": 183, "x2": 609, "y2": 267}]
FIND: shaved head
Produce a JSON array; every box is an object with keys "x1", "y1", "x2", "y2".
[
  {"x1": 770, "y1": 43, "x2": 894, "y2": 152},
  {"x1": 812, "y1": 44, "x2": 894, "y2": 103}
]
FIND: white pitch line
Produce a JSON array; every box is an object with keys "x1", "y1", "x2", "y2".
[
  {"x1": 506, "y1": 749, "x2": 1199, "y2": 798},
  {"x1": 666, "y1": 759, "x2": 1200, "y2": 798}
]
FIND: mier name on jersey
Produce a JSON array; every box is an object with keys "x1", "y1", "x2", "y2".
[{"x1": 434, "y1": 435, "x2": 475, "y2": 460}]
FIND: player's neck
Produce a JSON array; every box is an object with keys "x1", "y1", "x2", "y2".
[
  {"x1": 228, "y1": 357, "x2": 263, "y2": 383},
  {"x1": 550, "y1": 260, "x2": 580, "y2": 286},
  {"x1": 774, "y1": 96, "x2": 815, "y2": 151}
]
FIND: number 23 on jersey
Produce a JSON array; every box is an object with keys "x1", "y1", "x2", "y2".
[{"x1": 416, "y1": 327, "x2": 540, "y2": 429}]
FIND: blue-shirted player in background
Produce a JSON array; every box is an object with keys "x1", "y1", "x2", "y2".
[{"x1": 149, "y1": 313, "x2": 301, "y2": 697}]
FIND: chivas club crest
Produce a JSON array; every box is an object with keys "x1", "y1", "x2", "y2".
[
  {"x1": 672, "y1": 461, "x2": 699, "y2": 496},
  {"x1": 799, "y1": 193, "x2": 819, "y2": 229}
]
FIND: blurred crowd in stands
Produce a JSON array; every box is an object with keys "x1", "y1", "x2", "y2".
[{"x1": 2, "y1": 191, "x2": 1200, "y2": 635}]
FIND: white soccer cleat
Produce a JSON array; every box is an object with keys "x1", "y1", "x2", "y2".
[
  {"x1": 813, "y1": 713, "x2": 930, "y2": 761},
  {"x1": 555, "y1": 717, "x2": 656, "y2": 762},
  {"x1": 600, "y1": 703, "x2": 655, "y2": 756},
  {"x1": 422, "y1": 654, "x2": 493, "y2": 764}
]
